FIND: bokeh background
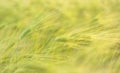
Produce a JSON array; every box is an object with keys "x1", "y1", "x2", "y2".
[{"x1": 0, "y1": 0, "x2": 120, "y2": 73}]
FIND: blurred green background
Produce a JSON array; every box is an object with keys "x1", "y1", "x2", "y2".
[{"x1": 0, "y1": 0, "x2": 120, "y2": 73}]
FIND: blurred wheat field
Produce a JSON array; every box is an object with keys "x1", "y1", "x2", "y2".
[{"x1": 0, "y1": 0, "x2": 120, "y2": 73}]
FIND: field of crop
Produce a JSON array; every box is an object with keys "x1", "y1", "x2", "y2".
[{"x1": 0, "y1": 0, "x2": 120, "y2": 73}]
